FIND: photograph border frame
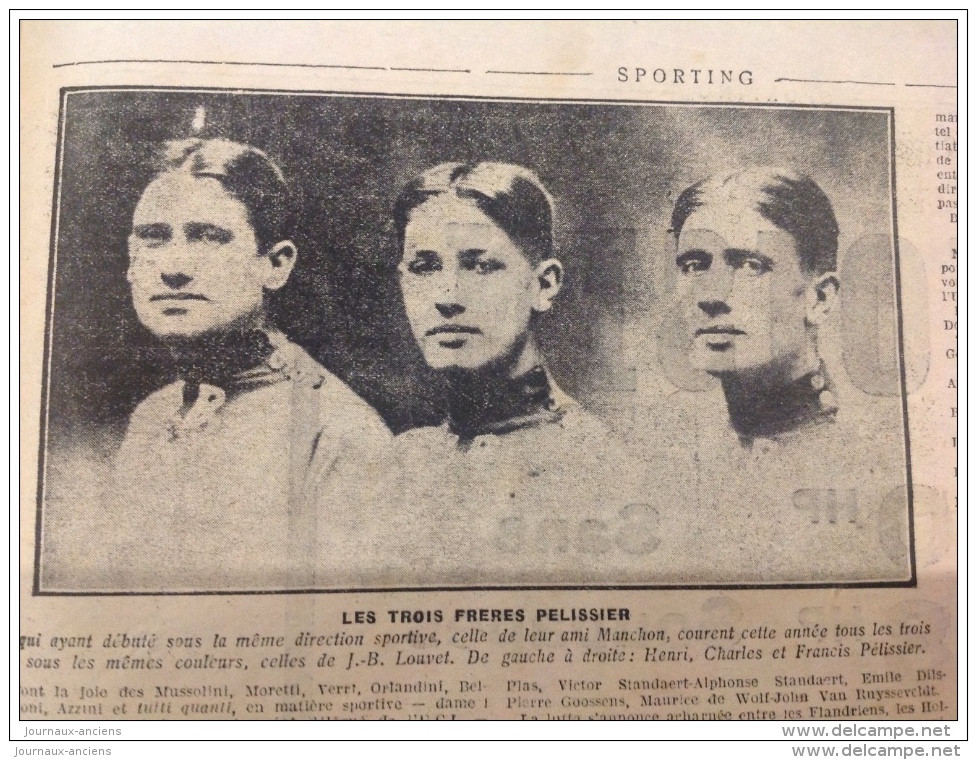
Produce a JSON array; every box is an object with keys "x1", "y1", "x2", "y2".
[{"x1": 32, "y1": 84, "x2": 917, "y2": 596}]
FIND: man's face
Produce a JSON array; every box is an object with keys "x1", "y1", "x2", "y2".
[
  {"x1": 675, "y1": 202, "x2": 811, "y2": 377},
  {"x1": 127, "y1": 173, "x2": 270, "y2": 339},
  {"x1": 399, "y1": 195, "x2": 539, "y2": 371}
]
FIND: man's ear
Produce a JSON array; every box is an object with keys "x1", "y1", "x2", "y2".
[
  {"x1": 806, "y1": 271, "x2": 839, "y2": 325},
  {"x1": 533, "y1": 258, "x2": 564, "y2": 313},
  {"x1": 262, "y1": 240, "x2": 297, "y2": 291}
]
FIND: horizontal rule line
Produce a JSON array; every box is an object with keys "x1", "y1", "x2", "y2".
[
  {"x1": 485, "y1": 70, "x2": 593, "y2": 76},
  {"x1": 389, "y1": 66, "x2": 470, "y2": 73},
  {"x1": 774, "y1": 77, "x2": 895, "y2": 86},
  {"x1": 52, "y1": 59, "x2": 386, "y2": 70},
  {"x1": 905, "y1": 83, "x2": 956, "y2": 88}
]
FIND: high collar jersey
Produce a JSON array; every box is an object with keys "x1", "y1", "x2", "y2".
[
  {"x1": 69, "y1": 330, "x2": 392, "y2": 592},
  {"x1": 618, "y1": 377, "x2": 912, "y2": 584},
  {"x1": 376, "y1": 367, "x2": 665, "y2": 587}
]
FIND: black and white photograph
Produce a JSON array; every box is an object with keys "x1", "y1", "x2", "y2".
[{"x1": 35, "y1": 88, "x2": 915, "y2": 592}]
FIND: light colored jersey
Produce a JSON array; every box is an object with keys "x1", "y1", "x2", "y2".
[
  {"x1": 86, "y1": 332, "x2": 391, "y2": 591},
  {"x1": 379, "y1": 391, "x2": 669, "y2": 586},
  {"x1": 620, "y1": 386, "x2": 912, "y2": 584}
]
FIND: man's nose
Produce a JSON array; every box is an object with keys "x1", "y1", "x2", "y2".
[
  {"x1": 435, "y1": 302, "x2": 465, "y2": 318},
  {"x1": 692, "y1": 260, "x2": 734, "y2": 304},
  {"x1": 430, "y1": 266, "x2": 464, "y2": 318},
  {"x1": 161, "y1": 272, "x2": 192, "y2": 289},
  {"x1": 698, "y1": 299, "x2": 732, "y2": 318}
]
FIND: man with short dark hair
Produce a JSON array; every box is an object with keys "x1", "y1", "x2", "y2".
[
  {"x1": 624, "y1": 167, "x2": 910, "y2": 583},
  {"x1": 96, "y1": 138, "x2": 391, "y2": 591},
  {"x1": 670, "y1": 167, "x2": 842, "y2": 440}
]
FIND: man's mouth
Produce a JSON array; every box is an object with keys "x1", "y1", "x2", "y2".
[
  {"x1": 426, "y1": 325, "x2": 481, "y2": 350},
  {"x1": 695, "y1": 326, "x2": 746, "y2": 336},
  {"x1": 150, "y1": 293, "x2": 208, "y2": 302},
  {"x1": 426, "y1": 325, "x2": 481, "y2": 336}
]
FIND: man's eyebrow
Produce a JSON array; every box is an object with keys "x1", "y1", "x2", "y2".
[
  {"x1": 676, "y1": 249, "x2": 711, "y2": 263},
  {"x1": 458, "y1": 248, "x2": 489, "y2": 259},
  {"x1": 185, "y1": 221, "x2": 233, "y2": 233},
  {"x1": 726, "y1": 248, "x2": 775, "y2": 266},
  {"x1": 132, "y1": 222, "x2": 170, "y2": 235},
  {"x1": 184, "y1": 222, "x2": 235, "y2": 243}
]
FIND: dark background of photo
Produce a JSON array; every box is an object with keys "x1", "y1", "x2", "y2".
[{"x1": 45, "y1": 90, "x2": 907, "y2": 449}]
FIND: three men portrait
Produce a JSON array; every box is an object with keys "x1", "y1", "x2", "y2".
[{"x1": 36, "y1": 91, "x2": 913, "y2": 592}]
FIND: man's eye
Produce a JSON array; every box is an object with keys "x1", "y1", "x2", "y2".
[
  {"x1": 406, "y1": 258, "x2": 441, "y2": 275},
  {"x1": 470, "y1": 259, "x2": 505, "y2": 274},
  {"x1": 737, "y1": 257, "x2": 772, "y2": 275},
  {"x1": 132, "y1": 227, "x2": 170, "y2": 247},
  {"x1": 189, "y1": 226, "x2": 234, "y2": 245},
  {"x1": 460, "y1": 256, "x2": 505, "y2": 274},
  {"x1": 678, "y1": 256, "x2": 709, "y2": 274},
  {"x1": 202, "y1": 230, "x2": 232, "y2": 244}
]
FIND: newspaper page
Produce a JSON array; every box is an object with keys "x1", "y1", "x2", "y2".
[{"x1": 17, "y1": 18, "x2": 960, "y2": 743}]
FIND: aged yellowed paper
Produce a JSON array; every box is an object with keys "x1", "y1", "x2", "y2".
[{"x1": 18, "y1": 19, "x2": 958, "y2": 736}]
